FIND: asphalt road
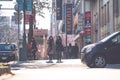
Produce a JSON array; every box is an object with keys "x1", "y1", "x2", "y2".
[{"x1": 1, "y1": 59, "x2": 120, "y2": 80}]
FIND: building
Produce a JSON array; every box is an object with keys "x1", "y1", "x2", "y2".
[{"x1": 73, "y1": 0, "x2": 120, "y2": 50}]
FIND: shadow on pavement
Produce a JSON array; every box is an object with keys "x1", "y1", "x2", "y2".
[
  {"x1": 105, "y1": 64, "x2": 120, "y2": 69},
  {"x1": 10, "y1": 60, "x2": 59, "y2": 70}
]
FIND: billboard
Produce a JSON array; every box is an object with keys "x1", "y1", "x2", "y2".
[
  {"x1": 66, "y1": 4, "x2": 73, "y2": 34},
  {"x1": 56, "y1": 0, "x2": 62, "y2": 20}
]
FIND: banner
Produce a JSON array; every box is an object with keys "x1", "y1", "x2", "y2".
[
  {"x1": 56, "y1": 0, "x2": 62, "y2": 20},
  {"x1": 66, "y1": 4, "x2": 73, "y2": 34}
]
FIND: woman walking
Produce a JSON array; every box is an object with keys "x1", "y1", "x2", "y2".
[{"x1": 46, "y1": 36, "x2": 55, "y2": 63}]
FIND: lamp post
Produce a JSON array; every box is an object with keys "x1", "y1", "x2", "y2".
[{"x1": 20, "y1": 0, "x2": 27, "y2": 61}]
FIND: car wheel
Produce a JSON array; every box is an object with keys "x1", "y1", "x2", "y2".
[{"x1": 93, "y1": 55, "x2": 106, "y2": 68}]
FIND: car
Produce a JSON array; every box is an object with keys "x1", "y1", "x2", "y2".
[
  {"x1": 0, "y1": 43, "x2": 18, "y2": 62},
  {"x1": 81, "y1": 31, "x2": 120, "y2": 68}
]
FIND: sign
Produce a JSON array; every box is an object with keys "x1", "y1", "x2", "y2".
[
  {"x1": 16, "y1": 0, "x2": 23, "y2": 10},
  {"x1": 84, "y1": 27, "x2": 91, "y2": 35},
  {"x1": 66, "y1": 4, "x2": 73, "y2": 34},
  {"x1": 26, "y1": 0, "x2": 32, "y2": 12},
  {"x1": 84, "y1": 11, "x2": 91, "y2": 43},
  {"x1": 85, "y1": 35, "x2": 91, "y2": 43},
  {"x1": 56, "y1": 0, "x2": 62, "y2": 20},
  {"x1": 14, "y1": 12, "x2": 22, "y2": 20},
  {"x1": 25, "y1": 13, "x2": 36, "y2": 24},
  {"x1": 85, "y1": 11, "x2": 91, "y2": 27}
]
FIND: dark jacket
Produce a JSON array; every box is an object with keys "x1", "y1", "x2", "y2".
[
  {"x1": 56, "y1": 38, "x2": 63, "y2": 51},
  {"x1": 47, "y1": 38, "x2": 55, "y2": 55}
]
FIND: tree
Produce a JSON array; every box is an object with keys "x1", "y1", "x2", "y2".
[
  {"x1": 28, "y1": 0, "x2": 51, "y2": 44},
  {"x1": 33, "y1": 0, "x2": 51, "y2": 18}
]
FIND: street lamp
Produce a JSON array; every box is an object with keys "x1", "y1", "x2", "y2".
[{"x1": 20, "y1": 0, "x2": 27, "y2": 61}]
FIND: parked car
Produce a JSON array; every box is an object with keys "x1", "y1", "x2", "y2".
[
  {"x1": 0, "y1": 43, "x2": 18, "y2": 62},
  {"x1": 81, "y1": 31, "x2": 120, "y2": 68}
]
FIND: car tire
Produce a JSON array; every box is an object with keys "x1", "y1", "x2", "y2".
[{"x1": 93, "y1": 55, "x2": 106, "y2": 68}]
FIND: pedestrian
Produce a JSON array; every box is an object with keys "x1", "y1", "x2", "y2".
[
  {"x1": 72, "y1": 43, "x2": 79, "y2": 58},
  {"x1": 31, "y1": 37, "x2": 38, "y2": 60},
  {"x1": 68, "y1": 43, "x2": 72, "y2": 59},
  {"x1": 55, "y1": 35, "x2": 63, "y2": 63},
  {"x1": 46, "y1": 36, "x2": 55, "y2": 63}
]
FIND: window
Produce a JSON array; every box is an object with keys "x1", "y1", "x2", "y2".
[{"x1": 112, "y1": 35, "x2": 120, "y2": 44}]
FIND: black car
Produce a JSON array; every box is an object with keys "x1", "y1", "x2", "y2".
[
  {"x1": 0, "y1": 43, "x2": 18, "y2": 62},
  {"x1": 81, "y1": 31, "x2": 120, "y2": 68}
]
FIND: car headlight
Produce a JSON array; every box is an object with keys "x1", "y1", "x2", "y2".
[
  {"x1": 85, "y1": 44, "x2": 96, "y2": 53},
  {"x1": 86, "y1": 47, "x2": 93, "y2": 53}
]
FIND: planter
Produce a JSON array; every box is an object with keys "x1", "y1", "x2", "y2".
[{"x1": 0, "y1": 64, "x2": 11, "y2": 75}]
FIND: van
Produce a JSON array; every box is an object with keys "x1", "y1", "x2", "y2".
[
  {"x1": 81, "y1": 31, "x2": 120, "y2": 68},
  {"x1": 0, "y1": 43, "x2": 18, "y2": 62}
]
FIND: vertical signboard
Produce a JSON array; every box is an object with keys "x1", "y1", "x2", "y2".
[
  {"x1": 85, "y1": 11, "x2": 91, "y2": 27},
  {"x1": 66, "y1": 4, "x2": 73, "y2": 34},
  {"x1": 84, "y1": 11, "x2": 91, "y2": 43},
  {"x1": 26, "y1": 0, "x2": 32, "y2": 12},
  {"x1": 16, "y1": 0, "x2": 23, "y2": 10},
  {"x1": 56, "y1": 0, "x2": 62, "y2": 20}
]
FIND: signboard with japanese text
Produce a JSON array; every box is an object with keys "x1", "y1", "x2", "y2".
[{"x1": 66, "y1": 4, "x2": 73, "y2": 34}]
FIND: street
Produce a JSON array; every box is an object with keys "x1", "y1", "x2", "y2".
[{"x1": 1, "y1": 59, "x2": 120, "y2": 80}]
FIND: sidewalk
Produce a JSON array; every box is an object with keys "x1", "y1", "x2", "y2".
[
  {"x1": 0, "y1": 59, "x2": 83, "y2": 80},
  {"x1": 10, "y1": 59, "x2": 82, "y2": 69}
]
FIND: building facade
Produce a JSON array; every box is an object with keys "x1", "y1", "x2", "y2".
[{"x1": 73, "y1": 0, "x2": 120, "y2": 51}]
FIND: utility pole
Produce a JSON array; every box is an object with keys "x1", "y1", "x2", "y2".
[
  {"x1": 20, "y1": 0, "x2": 27, "y2": 61},
  {"x1": 28, "y1": 0, "x2": 33, "y2": 44}
]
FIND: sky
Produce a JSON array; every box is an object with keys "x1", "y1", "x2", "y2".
[
  {"x1": 36, "y1": 9, "x2": 51, "y2": 30},
  {"x1": 0, "y1": 0, "x2": 51, "y2": 30}
]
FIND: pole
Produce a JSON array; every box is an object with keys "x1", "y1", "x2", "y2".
[
  {"x1": 65, "y1": 3, "x2": 68, "y2": 59},
  {"x1": 20, "y1": 0, "x2": 27, "y2": 61},
  {"x1": 97, "y1": 0, "x2": 100, "y2": 41},
  {"x1": 17, "y1": 4, "x2": 20, "y2": 61}
]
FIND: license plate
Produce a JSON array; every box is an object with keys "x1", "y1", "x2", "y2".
[{"x1": 2, "y1": 57, "x2": 7, "y2": 60}]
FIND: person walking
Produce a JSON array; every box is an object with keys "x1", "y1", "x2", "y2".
[
  {"x1": 55, "y1": 35, "x2": 63, "y2": 63},
  {"x1": 68, "y1": 43, "x2": 72, "y2": 59},
  {"x1": 72, "y1": 43, "x2": 79, "y2": 58},
  {"x1": 46, "y1": 36, "x2": 55, "y2": 63},
  {"x1": 31, "y1": 37, "x2": 38, "y2": 60}
]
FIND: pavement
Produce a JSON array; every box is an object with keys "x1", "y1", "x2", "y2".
[
  {"x1": 10, "y1": 59, "x2": 83, "y2": 69},
  {"x1": 0, "y1": 59, "x2": 84, "y2": 80}
]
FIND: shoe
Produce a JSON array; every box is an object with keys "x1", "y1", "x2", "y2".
[
  {"x1": 49, "y1": 61, "x2": 53, "y2": 63},
  {"x1": 56, "y1": 60, "x2": 60, "y2": 63},
  {"x1": 60, "y1": 61, "x2": 63, "y2": 63},
  {"x1": 46, "y1": 61, "x2": 53, "y2": 63},
  {"x1": 56, "y1": 60, "x2": 63, "y2": 63}
]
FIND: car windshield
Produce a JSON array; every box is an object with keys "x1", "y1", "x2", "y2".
[
  {"x1": 100, "y1": 32, "x2": 119, "y2": 42},
  {"x1": 0, "y1": 44, "x2": 16, "y2": 51}
]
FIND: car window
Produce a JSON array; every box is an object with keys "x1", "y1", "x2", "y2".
[
  {"x1": 101, "y1": 32, "x2": 119, "y2": 42},
  {"x1": 111, "y1": 35, "x2": 120, "y2": 44},
  {"x1": 0, "y1": 44, "x2": 16, "y2": 51}
]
